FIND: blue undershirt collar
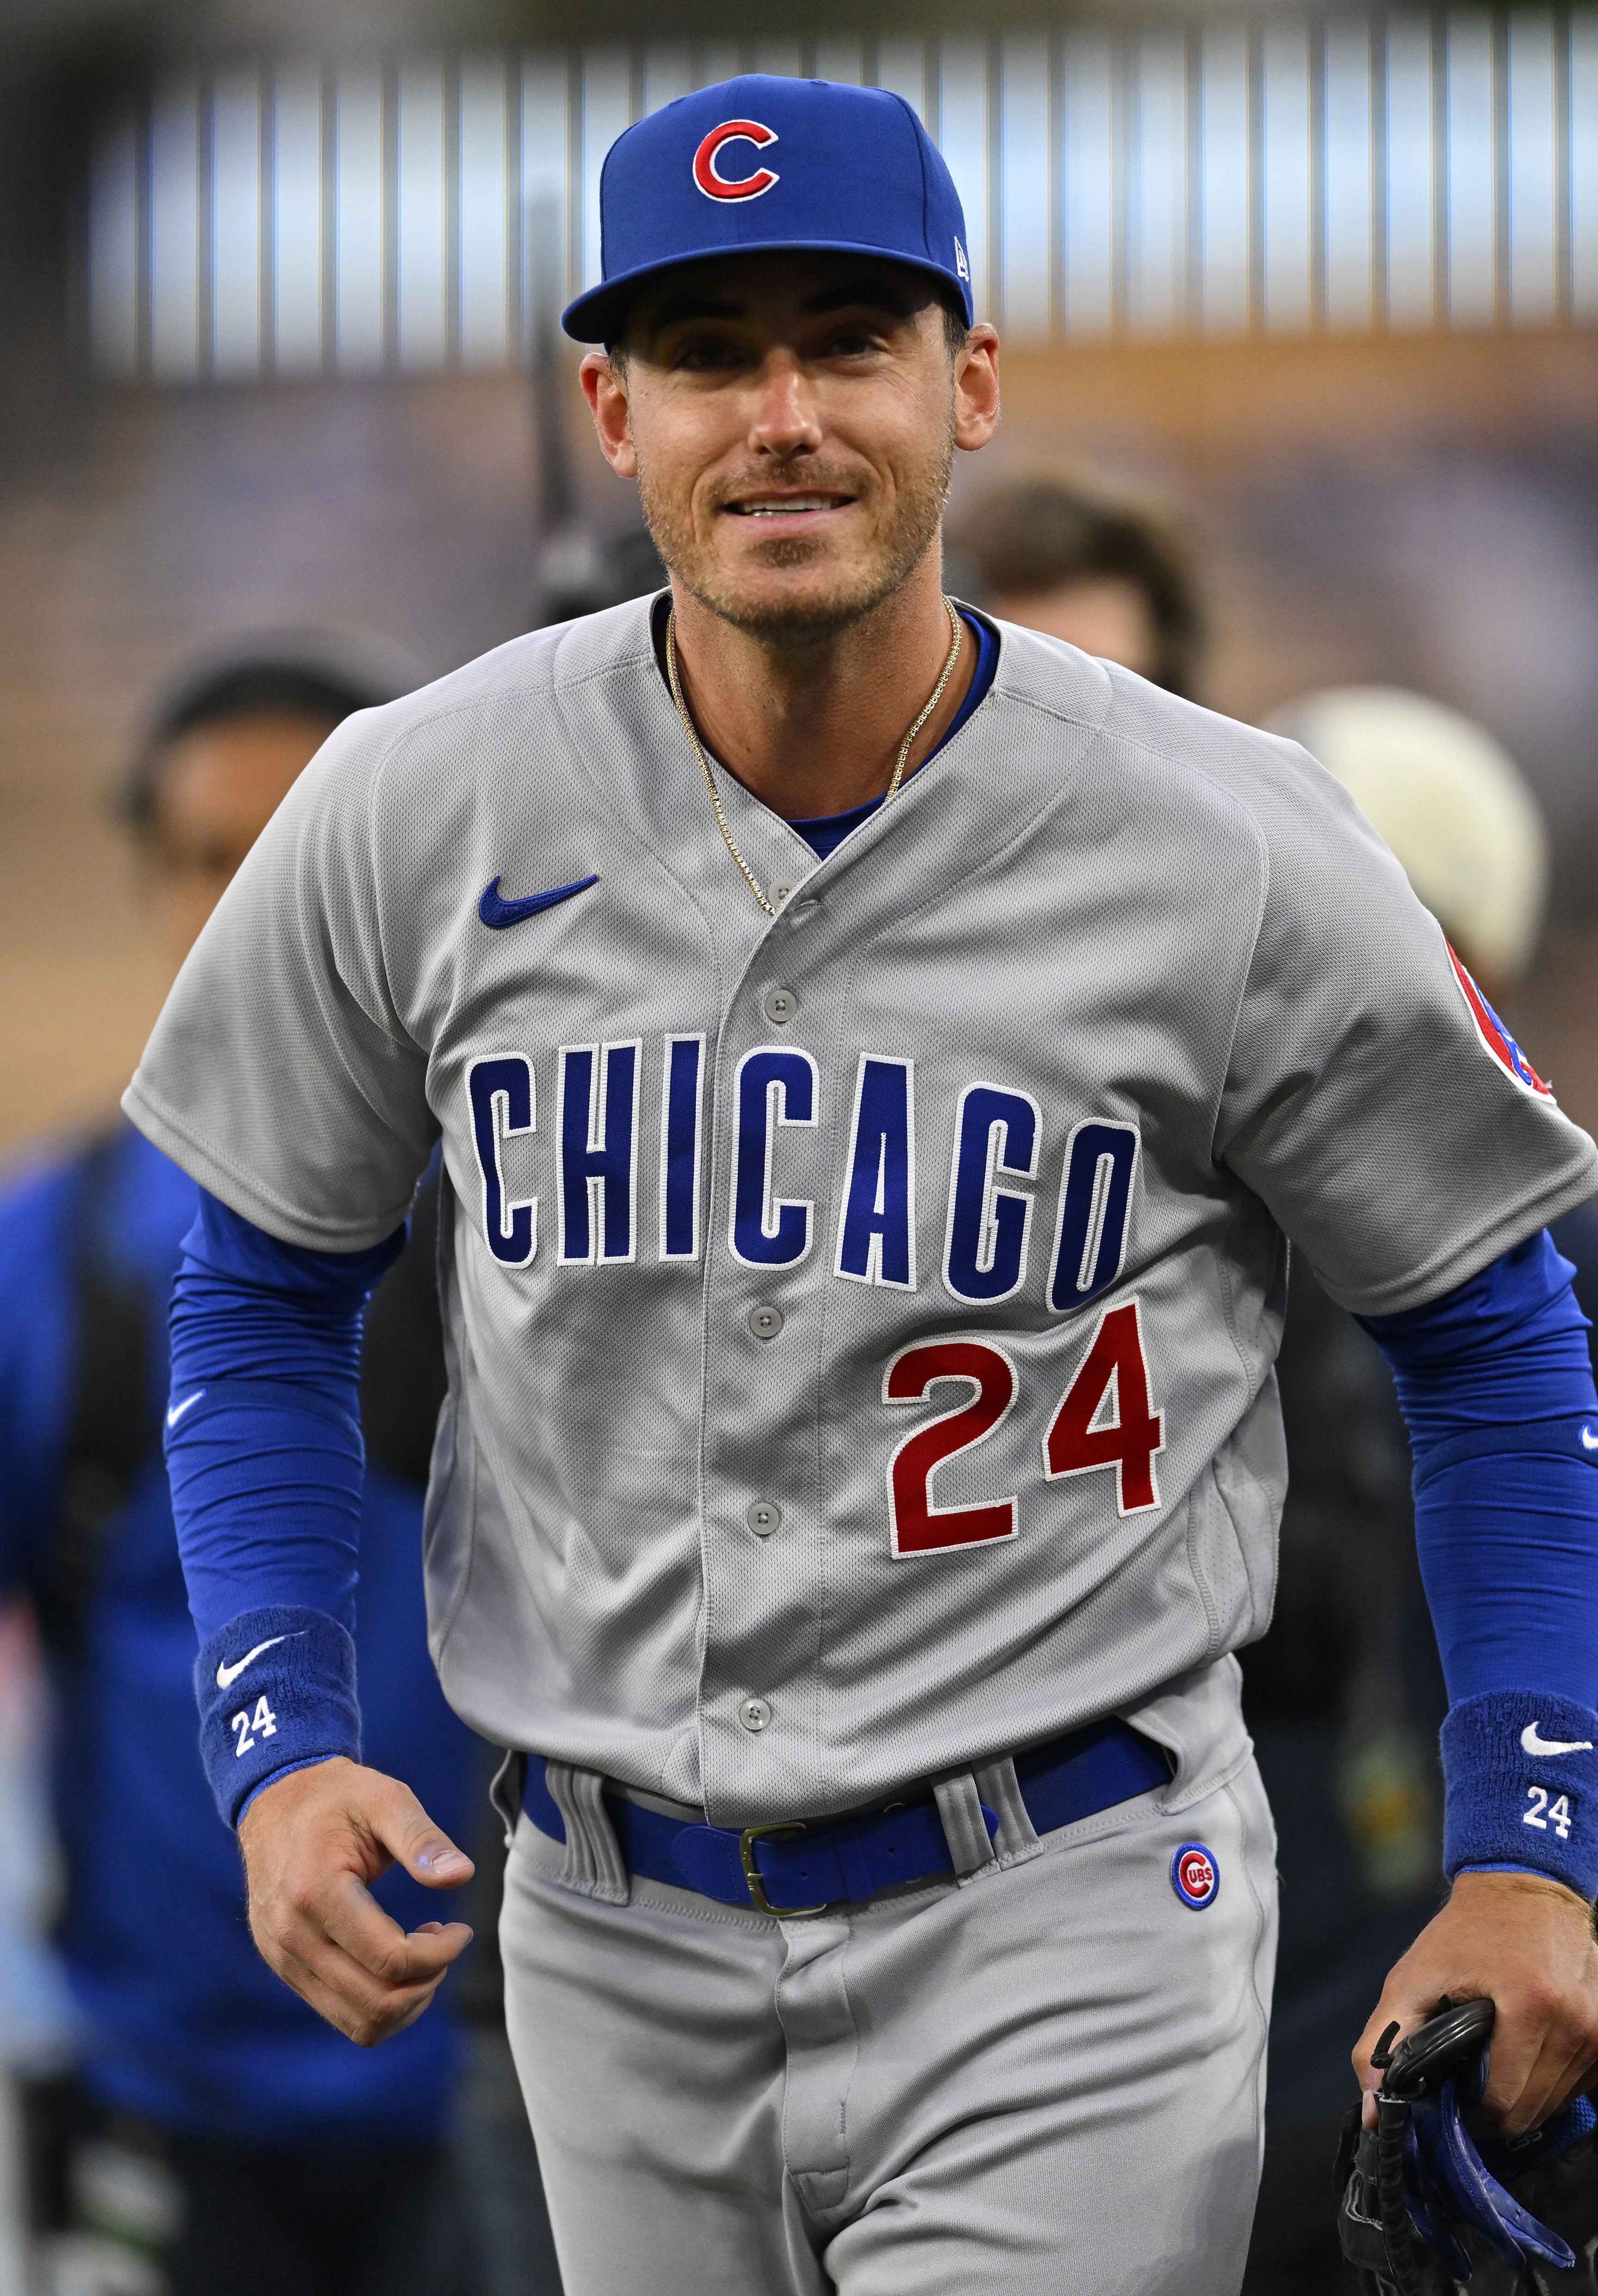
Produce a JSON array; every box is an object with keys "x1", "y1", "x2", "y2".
[{"x1": 784, "y1": 611, "x2": 999, "y2": 862}]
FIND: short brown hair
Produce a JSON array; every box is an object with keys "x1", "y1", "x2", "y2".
[{"x1": 952, "y1": 476, "x2": 1205, "y2": 699}]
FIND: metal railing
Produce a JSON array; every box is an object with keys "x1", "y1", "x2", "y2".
[{"x1": 87, "y1": 12, "x2": 1598, "y2": 382}]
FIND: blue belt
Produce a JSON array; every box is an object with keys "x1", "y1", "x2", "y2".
[{"x1": 522, "y1": 1717, "x2": 1169, "y2": 1917}]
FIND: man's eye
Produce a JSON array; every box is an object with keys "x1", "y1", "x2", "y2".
[{"x1": 674, "y1": 338, "x2": 741, "y2": 371}]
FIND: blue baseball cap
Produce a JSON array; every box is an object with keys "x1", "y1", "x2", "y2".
[{"x1": 561, "y1": 75, "x2": 974, "y2": 344}]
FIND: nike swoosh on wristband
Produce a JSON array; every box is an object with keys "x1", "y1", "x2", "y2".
[
  {"x1": 479, "y1": 873, "x2": 599, "y2": 930},
  {"x1": 216, "y1": 1632, "x2": 301, "y2": 1691},
  {"x1": 1582, "y1": 1426, "x2": 1598, "y2": 1451},
  {"x1": 1522, "y1": 1722, "x2": 1596, "y2": 1757},
  {"x1": 166, "y1": 1389, "x2": 206, "y2": 1429}
]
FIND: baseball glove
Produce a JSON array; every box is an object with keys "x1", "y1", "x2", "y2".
[{"x1": 1336, "y1": 1997, "x2": 1598, "y2": 2294}]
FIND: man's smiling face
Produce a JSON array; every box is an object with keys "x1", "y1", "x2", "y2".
[{"x1": 591, "y1": 251, "x2": 976, "y2": 642}]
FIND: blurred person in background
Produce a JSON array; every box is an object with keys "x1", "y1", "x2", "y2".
[
  {"x1": 960, "y1": 484, "x2": 1574, "y2": 2291},
  {"x1": 950, "y1": 469, "x2": 1205, "y2": 699},
  {"x1": 1243, "y1": 685, "x2": 1566, "y2": 2296},
  {"x1": 0, "y1": 653, "x2": 500, "y2": 2296}
]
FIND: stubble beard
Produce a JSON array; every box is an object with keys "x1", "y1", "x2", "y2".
[{"x1": 635, "y1": 418, "x2": 956, "y2": 648}]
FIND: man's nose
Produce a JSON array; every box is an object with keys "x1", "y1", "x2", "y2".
[{"x1": 746, "y1": 351, "x2": 823, "y2": 458}]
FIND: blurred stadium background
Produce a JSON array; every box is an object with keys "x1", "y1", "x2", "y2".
[{"x1": 0, "y1": 0, "x2": 1594, "y2": 1157}]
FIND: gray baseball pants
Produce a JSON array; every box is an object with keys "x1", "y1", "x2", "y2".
[{"x1": 500, "y1": 1739, "x2": 1278, "y2": 2295}]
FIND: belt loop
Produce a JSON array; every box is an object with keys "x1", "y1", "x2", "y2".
[
  {"x1": 489, "y1": 1748, "x2": 527, "y2": 1849},
  {"x1": 973, "y1": 1756, "x2": 1042, "y2": 1865},
  {"x1": 544, "y1": 1761, "x2": 630, "y2": 1904},
  {"x1": 933, "y1": 1774, "x2": 999, "y2": 1883}
]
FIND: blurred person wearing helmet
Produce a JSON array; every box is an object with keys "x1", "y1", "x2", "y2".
[
  {"x1": 0, "y1": 654, "x2": 493, "y2": 2296},
  {"x1": 1276, "y1": 686, "x2": 1598, "y2": 1332}
]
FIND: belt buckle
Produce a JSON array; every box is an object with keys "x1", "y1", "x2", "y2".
[{"x1": 739, "y1": 1821, "x2": 827, "y2": 1918}]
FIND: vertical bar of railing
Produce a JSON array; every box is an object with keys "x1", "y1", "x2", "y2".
[
  {"x1": 989, "y1": 31, "x2": 1001, "y2": 326},
  {"x1": 134, "y1": 87, "x2": 153, "y2": 382},
  {"x1": 1509, "y1": 12, "x2": 1560, "y2": 323},
  {"x1": 1574, "y1": 9, "x2": 1598, "y2": 316},
  {"x1": 1554, "y1": 6, "x2": 1573, "y2": 318},
  {"x1": 1492, "y1": 5, "x2": 1511, "y2": 323},
  {"x1": 1446, "y1": 10, "x2": 1497, "y2": 324},
  {"x1": 1431, "y1": 10, "x2": 1450, "y2": 324},
  {"x1": 505, "y1": 52, "x2": 524, "y2": 362},
  {"x1": 1111, "y1": 26, "x2": 1131, "y2": 336},
  {"x1": 1247, "y1": 18, "x2": 1266, "y2": 330},
  {"x1": 319, "y1": 61, "x2": 337, "y2": 374},
  {"x1": 1310, "y1": 12, "x2": 1329, "y2": 328},
  {"x1": 196, "y1": 62, "x2": 215, "y2": 380},
  {"x1": 1185, "y1": 23, "x2": 1206, "y2": 333},
  {"x1": 87, "y1": 105, "x2": 139, "y2": 377},
  {"x1": 259, "y1": 64, "x2": 277, "y2": 375},
  {"x1": 212, "y1": 64, "x2": 263, "y2": 377},
  {"x1": 988, "y1": 32, "x2": 1002, "y2": 332},
  {"x1": 564, "y1": 51, "x2": 582, "y2": 316},
  {"x1": 1050, "y1": 29, "x2": 1067, "y2": 340},
  {"x1": 1370, "y1": 14, "x2": 1390, "y2": 327},
  {"x1": 444, "y1": 52, "x2": 461, "y2": 367},
  {"x1": 382, "y1": 59, "x2": 400, "y2": 373},
  {"x1": 459, "y1": 54, "x2": 510, "y2": 366}
]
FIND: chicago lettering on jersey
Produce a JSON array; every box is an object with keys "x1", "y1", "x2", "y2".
[{"x1": 466, "y1": 1037, "x2": 1139, "y2": 1314}]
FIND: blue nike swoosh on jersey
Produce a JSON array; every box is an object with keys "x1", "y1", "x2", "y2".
[{"x1": 479, "y1": 873, "x2": 599, "y2": 929}]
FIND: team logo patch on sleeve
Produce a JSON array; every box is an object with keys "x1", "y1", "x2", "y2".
[
  {"x1": 1446, "y1": 942, "x2": 1552, "y2": 1099},
  {"x1": 1170, "y1": 1842, "x2": 1219, "y2": 1909}
]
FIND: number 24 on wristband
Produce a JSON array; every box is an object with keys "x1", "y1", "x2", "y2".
[{"x1": 883, "y1": 1298, "x2": 1163, "y2": 1559}]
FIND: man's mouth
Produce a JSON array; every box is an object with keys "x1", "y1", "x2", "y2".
[{"x1": 724, "y1": 493, "x2": 854, "y2": 517}]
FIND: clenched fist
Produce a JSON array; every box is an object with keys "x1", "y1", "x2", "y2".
[{"x1": 238, "y1": 1756, "x2": 475, "y2": 2047}]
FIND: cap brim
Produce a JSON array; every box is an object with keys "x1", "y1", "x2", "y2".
[{"x1": 561, "y1": 240, "x2": 972, "y2": 343}]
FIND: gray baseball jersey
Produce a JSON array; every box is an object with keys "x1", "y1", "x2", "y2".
[{"x1": 124, "y1": 601, "x2": 1597, "y2": 1827}]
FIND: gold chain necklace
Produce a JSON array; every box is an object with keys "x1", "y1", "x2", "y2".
[{"x1": 664, "y1": 597, "x2": 964, "y2": 920}]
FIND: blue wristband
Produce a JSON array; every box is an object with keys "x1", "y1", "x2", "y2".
[
  {"x1": 195, "y1": 1604, "x2": 361, "y2": 1829},
  {"x1": 1442, "y1": 1689, "x2": 1598, "y2": 1900}
]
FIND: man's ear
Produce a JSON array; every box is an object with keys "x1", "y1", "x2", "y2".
[
  {"x1": 952, "y1": 324, "x2": 1001, "y2": 455},
  {"x1": 580, "y1": 351, "x2": 637, "y2": 478}
]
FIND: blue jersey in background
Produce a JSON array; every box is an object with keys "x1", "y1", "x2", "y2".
[{"x1": 0, "y1": 1123, "x2": 478, "y2": 2148}]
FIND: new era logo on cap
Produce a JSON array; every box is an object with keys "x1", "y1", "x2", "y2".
[
  {"x1": 562, "y1": 74, "x2": 975, "y2": 344},
  {"x1": 694, "y1": 119, "x2": 780, "y2": 203}
]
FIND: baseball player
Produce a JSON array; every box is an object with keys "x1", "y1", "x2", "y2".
[{"x1": 123, "y1": 78, "x2": 1598, "y2": 2295}]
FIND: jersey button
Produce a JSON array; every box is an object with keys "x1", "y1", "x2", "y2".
[
  {"x1": 762, "y1": 986, "x2": 798, "y2": 1025},
  {"x1": 747, "y1": 1304, "x2": 784, "y2": 1341},
  {"x1": 767, "y1": 880, "x2": 797, "y2": 911},
  {"x1": 746, "y1": 1500, "x2": 782, "y2": 1538},
  {"x1": 739, "y1": 1697, "x2": 772, "y2": 1733}
]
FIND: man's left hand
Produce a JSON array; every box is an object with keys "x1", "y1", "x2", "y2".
[{"x1": 1354, "y1": 1870, "x2": 1598, "y2": 2134}]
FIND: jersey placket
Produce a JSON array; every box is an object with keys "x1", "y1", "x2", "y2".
[{"x1": 696, "y1": 870, "x2": 845, "y2": 1829}]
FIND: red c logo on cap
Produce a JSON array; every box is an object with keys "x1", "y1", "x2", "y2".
[{"x1": 693, "y1": 119, "x2": 780, "y2": 202}]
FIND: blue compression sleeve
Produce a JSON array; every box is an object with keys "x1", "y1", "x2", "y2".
[
  {"x1": 1360, "y1": 1229, "x2": 1598, "y2": 1895},
  {"x1": 166, "y1": 1190, "x2": 404, "y2": 1824}
]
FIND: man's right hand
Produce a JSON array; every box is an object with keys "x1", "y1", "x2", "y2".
[{"x1": 238, "y1": 1755, "x2": 475, "y2": 2047}]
